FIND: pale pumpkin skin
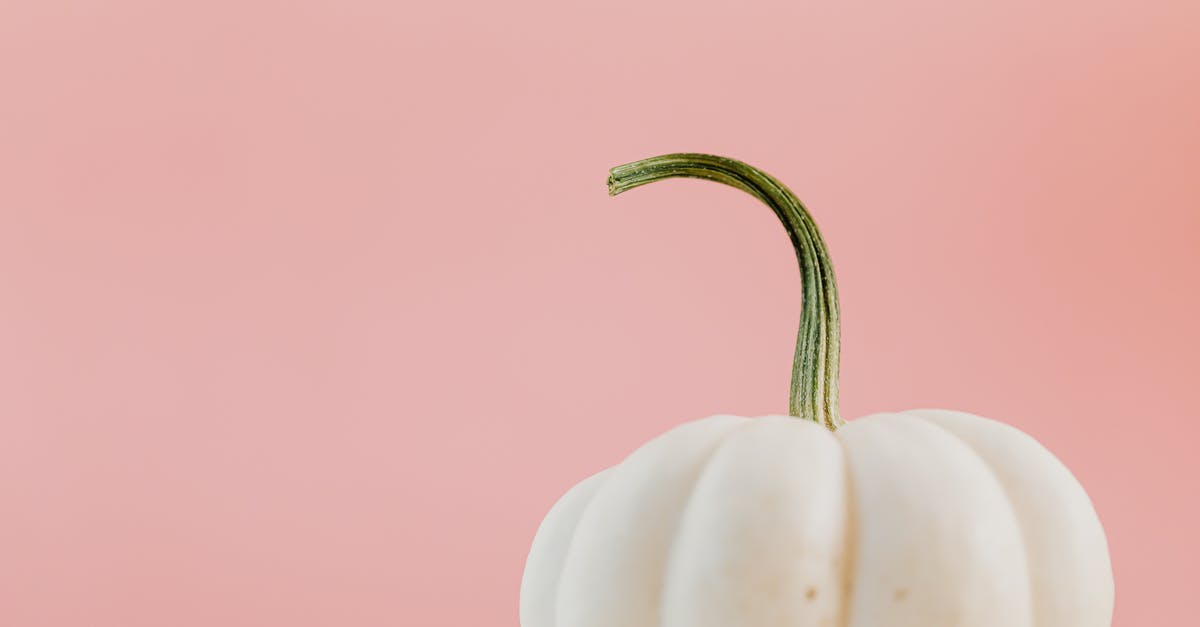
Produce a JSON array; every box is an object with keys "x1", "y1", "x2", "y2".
[{"x1": 520, "y1": 410, "x2": 1113, "y2": 627}]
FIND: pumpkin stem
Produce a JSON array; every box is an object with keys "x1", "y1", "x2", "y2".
[{"x1": 607, "y1": 153, "x2": 844, "y2": 430}]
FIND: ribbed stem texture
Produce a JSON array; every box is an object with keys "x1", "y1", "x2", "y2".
[{"x1": 608, "y1": 153, "x2": 843, "y2": 430}]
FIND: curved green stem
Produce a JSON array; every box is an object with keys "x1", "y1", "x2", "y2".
[{"x1": 607, "y1": 153, "x2": 844, "y2": 430}]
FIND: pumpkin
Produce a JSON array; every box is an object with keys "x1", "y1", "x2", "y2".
[{"x1": 519, "y1": 154, "x2": 1113, "y2": 627}]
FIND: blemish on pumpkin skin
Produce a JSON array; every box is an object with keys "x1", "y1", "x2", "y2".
[
  {"x1": 805, "y1": 586, "x2": 818, "y2": 601},
  {"x1": 893, "y1": 588, "x2": 909, "y2": 602}
]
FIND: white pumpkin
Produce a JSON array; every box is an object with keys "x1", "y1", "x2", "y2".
[
  {"x1": 520, "y1": 411, "x2": 1113, "y2": 627},
  {"x1": 520, "y1": 154, "x2": 1113, "y2": 627}
]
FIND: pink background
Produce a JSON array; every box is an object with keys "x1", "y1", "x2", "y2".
[{"x1": 1, "y1": 0, "x2": 1197, "y2": 625}]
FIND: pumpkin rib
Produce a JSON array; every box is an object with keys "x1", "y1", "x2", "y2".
[
  {"x1": 837, "y1": 413, "x2": 1033, "y2": 627},
  {"x1": 552, "y1": 416, "x2": 747, "y2": 627},
  {"x1": 547, "y1": 470, "x2": 612, "y2": 627},
  {"x1": 656, "y1": 418, "x2": 762, "y2": 626},
  {"x1": 906, "y1": 410, "x2": 1114, "y2": 627},
  {"x1": 520, "y1": 469, "x2": 613, "y2": 627},
  {"x1": 659, "y1": 416, "x2": 848, "y2": 627},
  {"x1": 904, "y1": 411, "x2": 1039, "y2": 627}
]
